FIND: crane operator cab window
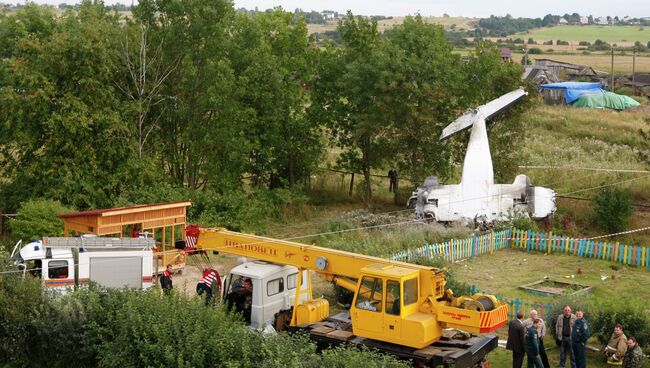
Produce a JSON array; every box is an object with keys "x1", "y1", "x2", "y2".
[
  {"x1": 225, "y1": 275, "x2": 253, "y2": 323},
  {"x1": 385, "y1": 280, "x2": 400, "y2": 316},
  {"x1": 355, "y1": 276, "x2": 383, "y2": 312}
]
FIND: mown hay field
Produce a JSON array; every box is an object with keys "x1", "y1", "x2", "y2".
[{"x1": 518, "y1": 25, "x2": 650, "y2": 44}]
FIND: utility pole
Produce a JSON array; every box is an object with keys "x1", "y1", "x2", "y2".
[
  {"x1": 632, "y1": 46, "x2": 636, "y2": 90},
  {"x1": 610, "y1": 47, "x2": 615, "y2": 91}
]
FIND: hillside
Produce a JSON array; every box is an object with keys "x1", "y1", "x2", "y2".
[{"x1": 307, "y1": 15, "x2": 479, "y2": 34}]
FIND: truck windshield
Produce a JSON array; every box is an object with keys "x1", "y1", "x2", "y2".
[{"x1": 11, "y1": 252, "x2": 24, "y2": 265}]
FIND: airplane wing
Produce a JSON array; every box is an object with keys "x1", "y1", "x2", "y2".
[{"x1": 439, "y1": 88, "x2": 528, "y2": 141}]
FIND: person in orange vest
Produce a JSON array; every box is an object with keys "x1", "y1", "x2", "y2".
[
  {"x1": 196, "y1": 268, "x2": 221, "y2": 305},
  {"x1": 160, "y1": 264, "x2": 173, "y2": 294}
]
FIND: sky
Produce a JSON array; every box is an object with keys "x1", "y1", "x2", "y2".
[{"x1": 9, "y1": 0, "x2": 650, "y2": 18}]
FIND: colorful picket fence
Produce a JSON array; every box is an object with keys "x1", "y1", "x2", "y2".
[{"x1": 390, "y1": 227, "x2": 650, "y2": 268}]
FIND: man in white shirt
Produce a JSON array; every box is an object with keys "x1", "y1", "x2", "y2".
[{"x1": 523, "y1": 309, "x2": 550, "y2": 368}]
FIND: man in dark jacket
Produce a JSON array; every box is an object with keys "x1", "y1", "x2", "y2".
[
  {"x1": 525, "y1": 319, "x2": 544, "y2": 368},
  {"x1": 507, "y1": 311, "x2": 527, "y2": 368},
  {"x1": 571, "y1": 310, "x2": 590, "y2": 368},
  {"x1": 622, "y1": 337, "x2": 644, "y2": 368}
]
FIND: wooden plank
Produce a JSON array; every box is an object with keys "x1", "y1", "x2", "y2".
[
  {"x1": 413, "y1": 346, "x2": 443, "y2": 359},
  {"x1": 326, "y1": 330, "x2": 354, "y2": 341},
  {"x1": 310, "y1": 326, "x2": 335, "y2": 336}
]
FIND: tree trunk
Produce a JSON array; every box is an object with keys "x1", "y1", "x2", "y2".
[{"x1": 362, "y1": 136, "x2": 372, "y2": 201}]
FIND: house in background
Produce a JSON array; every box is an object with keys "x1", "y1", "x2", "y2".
[
  {"x1": 558, "y1": 18, "x2": 569, "y2": 25},
  {"x1": 500, "y1": 48, "x2": 512, "y2": 63},
  {"x1": 579, "y1": 16, "x2": 589, "y2": 25}
]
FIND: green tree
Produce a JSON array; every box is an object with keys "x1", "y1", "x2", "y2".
[
  {"x1": 232, "y1": 10, "x2": 323, "y2": 188},
  {"x1": 309, "y1": 12, "x2": 391, "y2": 200},
  {"x1": 134, "y1": 0, "x2": 251, "y2": 191},
  {"x1": 380, "y1": 16, "x2": 461, "y2": 186},
  {"x1": 0, "y1": 2, "x2": 138, "y2": 211},
  {"x1": 9, "y1": 199, "x2": 74, "y2": 240},
  {"x1": 591, "y1": 187, "x2": 633, "y2": 233}
]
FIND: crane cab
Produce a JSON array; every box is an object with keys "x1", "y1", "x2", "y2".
[
  {"x1": 350, "y1": 264, "x2": 441, "y2": 349},
  {"x1": 222, "y1": 261, "x2": 311, "y2": 330}
]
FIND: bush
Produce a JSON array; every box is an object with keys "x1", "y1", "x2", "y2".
[
  {"x1": 591, "y1": 299, "x2": 650, "y2": 349},
  {"x1": 0, "y1": 279, "x2": 410, "y2": 367},
  {"x1": 527, "y1": 37, "x2": 536, "y2": 45},
  {"x1": 579, "y1": 41, "x2": 591, "y2": 46},
  {"x1": 9, "y1": 199, "x2": 75, "y2": 240},
  {"x1": 543, "y1": 40, "x2": 554, "y2": 45},
  {"x1": 528, "y1": 47, "x2": 543, "y2": 54},
  {"x1": 591, "y1": 187, "x2": 633, "y2": 233},
  {"x1": 556, "y1": 40, "x2": 569, "y2": 45}
]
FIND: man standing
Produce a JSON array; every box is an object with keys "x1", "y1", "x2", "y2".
[
  {"x1": 605, "y1": 324, "x2": 628, "y2": 366},
  {"x1": 556, "y1": 305, "x2": 577, "y2": 368},
  {"x1": 571, "y1": 310, "x2": 590, "y2": 368},
  {"x1": 525, "y1": 319, "x2": 545, "y2": 368},
  {"x1": 160, "y1": 264, "x2": 173, "y2": 294},
  {"x1": 622, "y1": 337, "x2": 644, "y2": 368},
  {"x1": 507, "y1": 311, "x2": 527, "y2": 368},
  {"x1": 523, "y1": 309, "x2": 550, "y2": 368}
]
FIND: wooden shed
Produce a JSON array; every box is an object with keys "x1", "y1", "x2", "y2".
[{"x1": 58, "y1": 201, "x2": 192, "y2": 273}]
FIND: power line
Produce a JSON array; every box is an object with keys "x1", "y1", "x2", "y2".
[{"x1": 519, "y1": 165, "x2": 650, "y2": 174}]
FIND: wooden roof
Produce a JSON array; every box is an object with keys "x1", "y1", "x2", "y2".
[{"x1": 59, "y1": 201, "x2": 191, "y2": 236}]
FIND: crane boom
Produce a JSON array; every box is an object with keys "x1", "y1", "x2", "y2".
[{"x1": 193, "y1": 226, "x2": 508, "y2": 350}]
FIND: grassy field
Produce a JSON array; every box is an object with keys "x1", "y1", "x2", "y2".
[
  {"x1": 517, "y1": 25, "x2": 650, "y2": 44},
  {"x1": 307, "y1": 16, "x2": 478, "y2": 34},
  {"x1": 454, "y1": 248, "x2": 648, "y2": 367}
]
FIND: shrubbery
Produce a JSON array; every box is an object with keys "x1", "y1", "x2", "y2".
[
  {"x1": 546, "y1": 297, "x2": 650, "y2": 349},
  {"x1": 9, "y1": 199, "x2": 75, "y2": 240},
  {"x1": 591, "y1": 299, "x2": 650, "y2": 349},
  {"x1": 0, "y1": 275, "x2": 409, "y2": 367},
  {"x1": 591, "y1": 187, "x2": 633, "y2": 233}
]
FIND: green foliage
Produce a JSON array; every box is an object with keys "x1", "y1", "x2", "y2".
[
  {"x1": 591, "y1": 187, "x2": 633, "y2": 233},
  {"x1": 591, "y1": 299, "x2": 650, "y2": 349},
  {"x1": 0, "y1": 2, "x2": 139, "y2": 211},
  {"x1": 320, "y1": 345, "x2": 410, "y2": 367},
  {"x1": 9, "y1": 199, "x2": 74, "y2": 240},
  {"x1": 528, "y1": 47, "x2": 543, "y2": 54},
  {"x1": 0, "y1": 277, "x2": 409, "y2": 367},
  {"x1": 556, "y1": 39, "x2": 569, "y2": 45}
]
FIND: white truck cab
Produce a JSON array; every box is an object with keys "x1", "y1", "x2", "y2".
[
  {"x1": 11, "y1": 237, "x2": 155, "y2": 292},
  {"x1": 222, "y1": 261, "x2": 310, "y2": 330}
]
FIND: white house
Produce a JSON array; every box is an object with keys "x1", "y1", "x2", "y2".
[{"x1": 579, "y1": 16, "x2": 589, "y2": 25}]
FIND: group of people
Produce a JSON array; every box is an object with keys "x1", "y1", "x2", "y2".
[
  {"x1": 507, "y1": 305, "x2": 644, "y2": 368},
  {"x1": 159, "y1": 264, "x2": 224, "y2": 306}
]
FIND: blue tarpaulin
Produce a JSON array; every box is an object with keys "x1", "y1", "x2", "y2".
[{"x1": 539, "y1": 82, "x2": 604, "y2": 104}]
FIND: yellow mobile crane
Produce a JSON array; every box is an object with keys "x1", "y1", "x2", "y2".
[{"x1": 190, "y1": 227, "x2": 508, "y2": 367}]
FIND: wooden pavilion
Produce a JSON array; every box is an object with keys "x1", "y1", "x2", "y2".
[{"x1": 58, "y1": 201, "x2": 192, "y2": 273}]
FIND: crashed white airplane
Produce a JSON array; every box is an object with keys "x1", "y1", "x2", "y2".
[{"x1": 408, "y1": 88, "x2": 556, "y2": 223}]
